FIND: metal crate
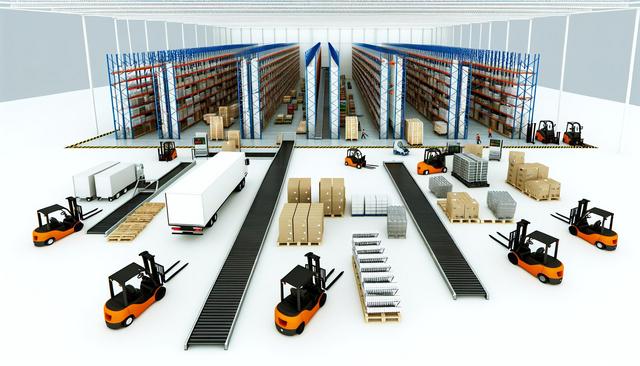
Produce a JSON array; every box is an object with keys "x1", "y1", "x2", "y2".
[
  {"x1": 387, "y1": 205, "x2": 407, "y2": 239},
  {"x1": 429, "y1": 176, "x2": 453, "y2": 198},
  {"x1": 452, "y1": 153, "x2": 488, "y2": 183},
  {"x1": 487, "y1": 191, "x2": 517, "y2": 219}
]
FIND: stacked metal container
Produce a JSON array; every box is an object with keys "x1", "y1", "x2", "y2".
[
  {"x1": 387, "y1": 205, "x2": 407, "y2": 239},
  {"x1": 351, "y1": 194, "x2": 388, "y2": 216},
  {"x1": 428, "y1": 176, "x2": 453, "y2": 198},
  {"x1": 453, "y1": 153, "x2": 489, "y2": 184},
  {"x1": 487, "y1": 191, "x2": 517, "y2": 219},
  {"x1": 352, "y1": 233, "x2": 400, "y2": 316}
]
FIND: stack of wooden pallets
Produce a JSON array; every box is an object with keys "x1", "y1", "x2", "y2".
[{"x1": 107, "y1": 202, "x2": 165, "y2": 242}]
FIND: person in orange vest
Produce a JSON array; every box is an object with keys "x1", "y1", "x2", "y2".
[
  {"x1": 476, "y1": 133, "x2": 481, "y2": 145},
  {"x1": 488, "y1": 127, "x2": 493, "y2": 139}
]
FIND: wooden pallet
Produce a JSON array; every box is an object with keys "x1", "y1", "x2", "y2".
[
  {"x1": 107, "y1": 203, "x2": 165, "y2": 242},
  {"x1": 436, "y1": 200, "x2": 511, "y2": 224},
  {"x1": 506, "y1": 181, "x2": 561, "y2": 201},
  {"x1": 324, "y1": 213, "x2": 344, "y2": 217},
  {"x1": 352, "y1": 258, "x2": 400, "y2": 323},
  {"x1": 278, "y1": 241, "x2": 320, "y2": 246}
]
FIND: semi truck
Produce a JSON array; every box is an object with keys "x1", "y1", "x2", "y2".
[
  {"x1": 94, "y1": 163, "x2": 145, "y2": 201},
  {"x1": 165, "y1": 152, "x2": 249, "y2": 234},
  {"x1": 73, "y1": 162, "x2": 119, "y2": 201}
]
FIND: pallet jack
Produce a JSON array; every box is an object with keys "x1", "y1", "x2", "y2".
[
  {"x1": 345, "y1": 148, "x2": 377, "y2": 169},
  {"x1": 490, "y1": 219, "x2": 564, "y2": 284},
  {"x1": 563, "y1": 122, "x2": 584, "y2": 146},
  {"x1": 104, "y1": 251, "x2": 188, "y2": 329},
  {"x1": 535, "y1": 120, "x2": 561, "y2": 144},
  {"x1": 158, "y1": 141, "x2": 177, "y2": 161},
  {"x1": 551, "y1": 199, "x2": 618, "y2": 251},
  {"x1": 393, "y1": 140, "x2": 409, "y2": 156},
  {"x1": 274, "y1": 252, "x2": 344, "y2": 336},
  {"x1": 417, "y1": 148, "x2": 448, "y2": 175},
  {"x1": 32, "y1": 197, "x2": 102, "y2": 246}
]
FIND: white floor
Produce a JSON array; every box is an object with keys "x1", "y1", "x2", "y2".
[{"x1": 1, "y1": 118, "x2": 639, "y2": 365}]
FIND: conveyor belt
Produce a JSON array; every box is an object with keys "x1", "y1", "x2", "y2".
[
  {"x1": 86, "y1": 162, "x2": 194, "y2": 235},
  {"x1": 384, "y1": 162, "x2": 488, "y2": 299},
  {"x1": 185, "y1": 140, "x2": 294, "y2": 350}
]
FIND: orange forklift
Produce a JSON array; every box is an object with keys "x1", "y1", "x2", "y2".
[
  {"x1": 275, "y1": 252, "x2": 343, "y2": 336},
  {"x1": 345, "y1": 148, "x2": 377, "y2": 169},
  {"x1": 104, "y1": 251, "x2": 188, "y2": 329},
  {"x1": 535, "y1": 120, "x2": 561, "y2": 144},
  {"x1": 552, "y1": 199, "x2": 618, "y2": 250},
  {"x1": 32, "y1": 197, "x2": 101, "y2": 246},
  {"x1": 158, "y1": 141, "x2": 177, "y2": 161},
  {"x1": 490, "y1": 219, "x2": 564, "y2": 284},
  {"x1": 417, "y1": 148, "x2": 448, "y2": 175},
  {"x1": 563, "y1": 122, "x2": 584, "y2": 146}
]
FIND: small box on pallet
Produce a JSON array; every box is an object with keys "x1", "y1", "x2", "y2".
[{"x1": 293, "y1": 203, "x2": 310, "y2": 243}]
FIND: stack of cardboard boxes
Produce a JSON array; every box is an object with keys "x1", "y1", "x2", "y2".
[
  {"x1": 433, "y1": 120, "x2": 447, "y2": 135},
  {"x1": 445, "y1": 192, "x2": 479, "y2": 220},
  {"x1": 463, "y1": 144, "x2": 484, "y2": 158},
  {"x1": 209, "y1": 115, "x2": 225, "y2": 140},
  {"x1": 218, "y1": 103, "x2": 239, "y2": 127},
  {"x1": 319, "y1": 178, "x2": 345, "y2": 216},
  {"x1": 297, "y1": 120, "x2": 307, "y2": 134},
  {"x1": 278, "y1": 203, "x2": 324, "y2": 244},
  {"x1": 203, "y1": 113, "x2": 218, "y2": 125},
  {"x1": 287, "y1": 178, "x2": 311, "y2": 203},
  {"x1": 221, "y1": 130, "x2": 241, "y2": 152},
  {"x1": 345, "y1": 116, "x2": 359, "y2": 140},
  {"x1": 507, "y1": 151, "x2": 561, "y2": 200},
  {"x1": 406, "y1": 118, "x2": 424, "y2": 145}
]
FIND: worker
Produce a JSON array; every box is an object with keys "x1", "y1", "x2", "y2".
[
  {"x1": 476, "y1": 133, "x2": 481, "y2": 145},
  {"x1": 361, "y1": 128, "x2": 368, "y2": 140},
  {"x1": 488, "y1": 127, "x2": 493, "y2": 138}
]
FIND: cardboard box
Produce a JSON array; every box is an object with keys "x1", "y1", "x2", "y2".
[
  {"x1": 345, "y1": 116, "x2": 359, "y2": 140},
  {"x1": 516, "y1": 163, "x2": 541, "y2": 189},
  {"x1": 509, "y1": 151, "x2": 525, "y2": 166},
  {"x1": 307, "y1": 203, "x2": 324, "y2": 243},
  {"x1": 463, "y1": 144, "x2": 483, "y2": 158},
  {"x1": 287, "y1": 178, "x2": 300, "y2": 203},
  {"x1": 542, "y1": 178, "x2": 561, "y2": 198},
  {"x1": 525, "y1": 180, "x2": 550, "y2": 200},
  {"x1": 298, "y1": 178, "x2": 311, "y2": 203},
  {"x1": 319, "y1": 178, "x2": 333, "y2": 215},
  {"x1": 278, "y1": 203, "x2": 298, "y2": 243},
  {"x1": 227, "y1": 130, "x2": 241, "y2": 150},
  {"x1": 531, "y1": 163, "x2": 549, "y2": 179},
  {"x1": 293, "y1": 203, "x2": 310, "y2": 243},
  {"x1": 209, "y1": 116, "x2": 225, "y2": 140},
  {"x1": 203, "y1": 113, "x2": 218, "y2": 125},
  {"x1": 218, "y1": 103, "x2": 239, "y2": 127},
  {"x1": 464, "y1": 197, "x2": 479, "y2": 219},
  {"x1": 221, "y1": 140, "x2": 238, "y2": 152},
  {"x1": 446, "y1": 196, "x2": 465, "y2": 218},
  {"x1": 331, "y1": 178, "x2": 345, "y2": 216},
  {"x1": 406, "y1": 118, "x2": 424, "y2": 145}
]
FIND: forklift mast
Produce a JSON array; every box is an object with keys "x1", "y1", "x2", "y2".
[
  {"x1": 305, "y1": 252, "x2": 323, "y2": 288},
  {"x1": 139, "y1": 251, "x2": 161, "y2": 285},
  {"x1": 511, "y1": 219, "x2": 530, "y2": 251},
  {"x1": 570, "y1": 199, "x2": 590, "y2": 224},
  {"x1": 65, "y1": 196, "x2": 79, "y2": 221}
]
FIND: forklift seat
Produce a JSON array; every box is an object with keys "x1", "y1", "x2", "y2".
[
  {"x1": 49, "y1": 217, "x2": 61, "y2": 229},
  {"x1": 139, "y1": 277, "x2": 156, "y2": 300}
]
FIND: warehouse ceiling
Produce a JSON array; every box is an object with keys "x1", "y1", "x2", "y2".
[{"x1": 3, "y1": 0, "x2": 637, "y2": 26}]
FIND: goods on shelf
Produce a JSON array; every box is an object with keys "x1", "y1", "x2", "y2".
[
  {"x1": 352, "y1": 233, "x2": 400, "y2": 322},
  {"x1": 463, "y1": 143, "x2": 483, "y2": 158},
  {"x1": 285, "y1": 114, "x2": 293, "y2": 124},
  {"x1": 345, "y1": 116, "x2": 359, "y2": 140},
  {"x1": 276, "y1": 114, "x2": 286, "y2": 124},
  {"x1": 351, "y1": 194, "x2": 388, "y2": 216},
  {"x1": 209, "y1": 116, "x2": 225, "y2": 140},
  {"x1": 278, "y1": 203, "x2": 324, "y2": 245},
  {"x1": 287, "y1": 178, "x2": 311, "y2": 203},
  {"x1": 433, "y1": 120, "x2": 447, "y2": 135},
  {"x1": 405, "y1": 118, "x2": 424, "y2": 145},
  {"x1": 296, "y1": 120, "x2": 307, "y2": 134},
  {"x1": 487, "y1": 191, "x2": 517, "y2": 219},
  {"x1": 428, "y1": 176, "x2": 453, "y2": 199},
  {"x1": 319, "y1": 178, "x2": 345, "y2": 216},
  {"x1": 506, "y1": 151, "x2": 560, "y2": 200},
  {"x1": 352, "y1": 46, "x2": 382, "y2": 130},
  {"x1": 283, "y1": 96, "x2": 292, "y2": 104},
  {"x1": 387, "y1": 206, "x2": 407, "y2": 239},
  {"x1": 452, "y1": 153, "x2": 489, "y2": 187}
]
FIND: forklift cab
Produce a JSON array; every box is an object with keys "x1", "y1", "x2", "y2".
[
  {"x1": 580, "y1": 207, "x2": 614, "y2": 235},
  {"x1": 522, "y1": 231, "x2": 562, "y2": 269},
  {"x1": 277, "y1": 265, "x2": 323, "y2": 318},
  {"x1": 32, "y1": 197, "x2": 83, "y2": 246}
]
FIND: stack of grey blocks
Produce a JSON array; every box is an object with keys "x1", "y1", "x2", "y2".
[
  {"x1": 387, "y1": 205, "x2": 407, "y2": 239},
  {"x1": 487, "y1": 191, "x2": 517, "y2": 219},
  {"x1": 428, "y1": 176, "x2": 453, "y2": 198},
  {"x1": 453, "y1": 153, "x2": 489, "y2": 183}
]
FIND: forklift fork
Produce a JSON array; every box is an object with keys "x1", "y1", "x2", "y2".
[
  {"x1": 325, "y1": 271, "x2": 344, "y2": 290},
  {"x1": 164, "y1": 260, "x2": 189, "y2": 283},
  {"x1": 489, "y1": 232, "x2": 510, "y2": 249},
  {"x1": 551, "y1": 212, "x2": 571, "y2": 224}
]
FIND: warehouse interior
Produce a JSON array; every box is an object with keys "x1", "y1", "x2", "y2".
[{"x1": 1, "y1": 1, "x2": 639, "y2": 365}]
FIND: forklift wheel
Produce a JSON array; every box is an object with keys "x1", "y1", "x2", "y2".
[
  {"x1": 507, "y1": 252, "x2": 518, "y2": 265},
  {"x1": 344, "y1": 161, "x2": 348, "y2": 166},
  {"x1": 123, "y1": 316, "x2": 134, "y2": 327},
  {"x1": 595, "y1": 242, "x2": 606, "y2": 250},
  {"x1": 295, "y1": 322, "x2": 305, "y2": 335},
  {"x1": 423, "y1": 170, "x2": 429, "y2": 175},
  {"x1": 115, "y1": 192, "x2": 121, "y2": 199},
  {"x1": 108, "y1": 197, "x2": 113, "y2": 202},
  {"x1": 74, "y1": 222, "x2": 84, "y2": 232},
  {"x1": 537, "y1": 274, "x2": 549, "y2": 284},
  {"x1": 356, "y1": 164, "x2": 362, "y2": 169},
  {"x1": 155, "y1": 286, "x2": 166, "y2": 301},
  {"x1": 442, "y1": 167, "x2": 448, "y2": 173},
  {"x1": 568, "y1": 226, "x2": 578, "y2": 236},
  {"x1": 319, "y1": 293, "x2": 327, "y2": 308},
  {"x1": 45, "y1": 238, "x2": 55, "y2": 246}
]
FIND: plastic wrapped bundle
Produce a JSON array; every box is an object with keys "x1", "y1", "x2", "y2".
[
  {"x1": 487, "y1": 191, "x2": 517, "y2": 219},
  {"x1": 355, "y1": 253, "x2": 388, "y2": 263},
  {"x1": 429, "y1": 176, "x2": 453, "y2": 198}
]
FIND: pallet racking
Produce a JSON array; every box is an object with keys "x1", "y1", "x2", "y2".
[
  {"x1": 238, "y1": 44, "x2": 300, "y2": 139},
  {"x1": 304, "y1": 43, "x2": 321, "y2": 139},
  {"x1": 107, "y1": 44, "x2": 252, "y2": 139}
]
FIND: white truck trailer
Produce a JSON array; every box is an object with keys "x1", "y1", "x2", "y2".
[
  {"x1": 165, "y1": 152, "x2": 248, "y2": 234},
  {"x1": 73, "y1": 161, "x2": 119, "y2": 201},
  {"x1": 94, "y1": 163, "x2": 144, "y2": 201}
]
